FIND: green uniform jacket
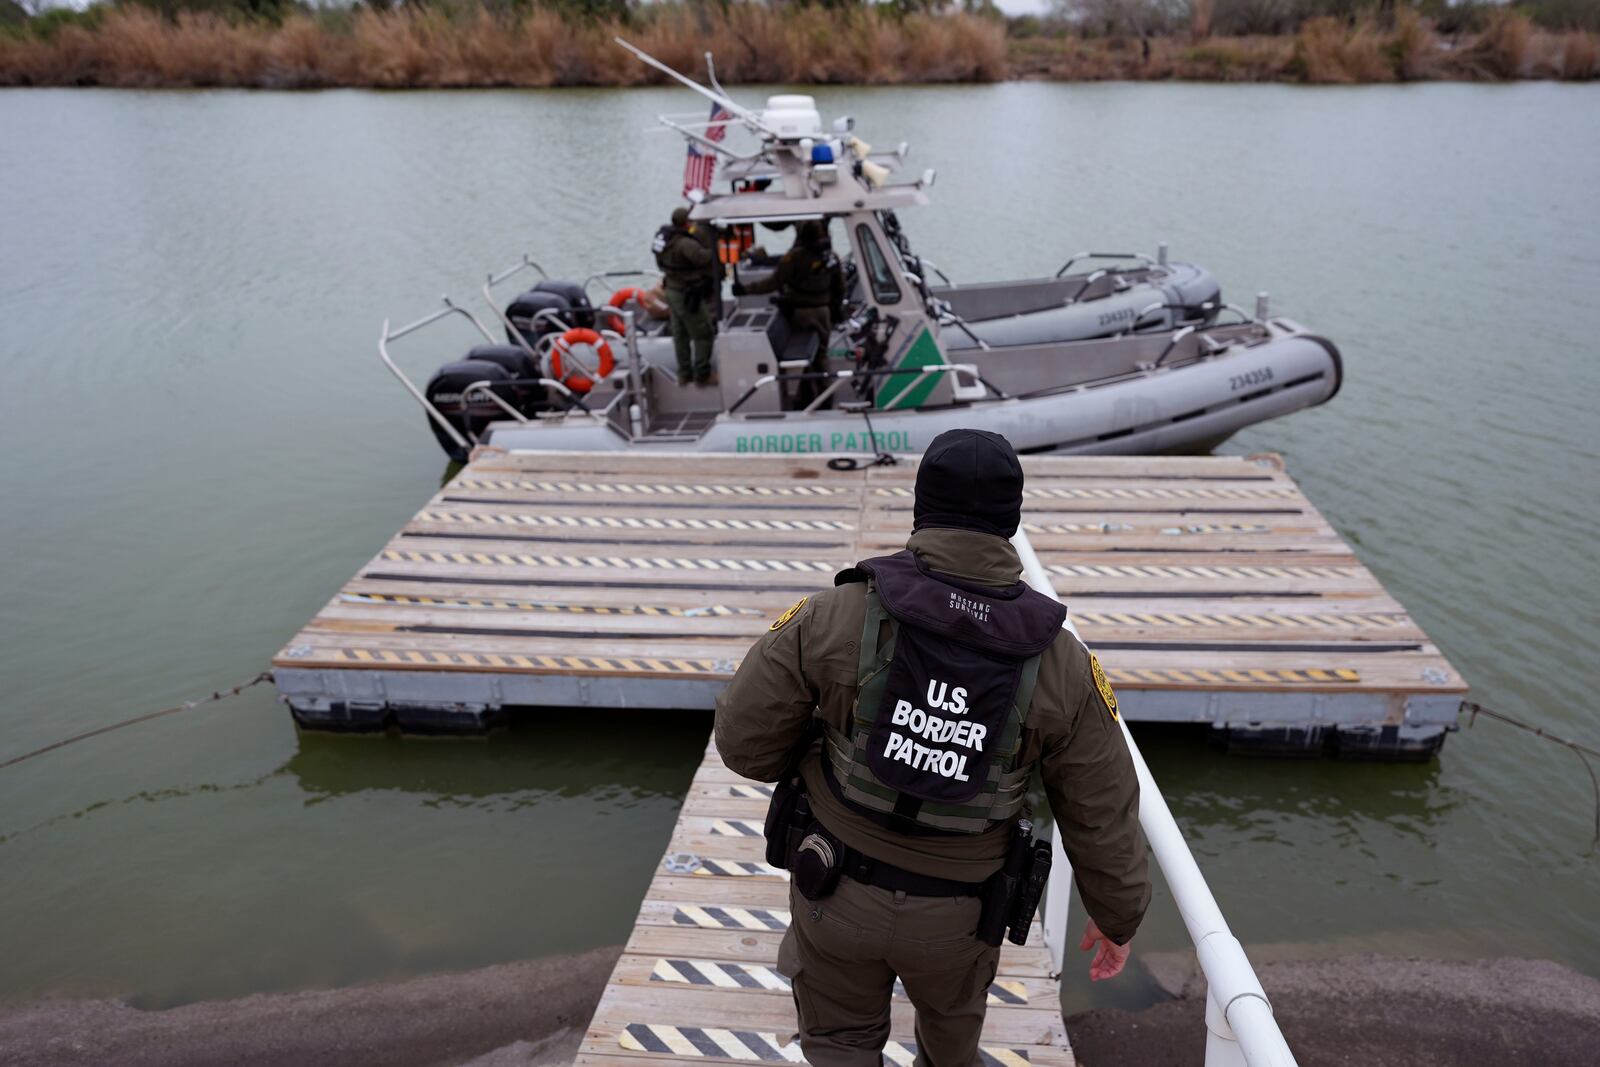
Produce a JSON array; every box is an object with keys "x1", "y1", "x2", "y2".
[
  {"x1": 714, "y1": 527, "x2": 1151, "y2": 944},
  {"x1": 657, "y1": 228, "x2": 715, "y2": 292},
  {"x1": 744, "y1": 245, "x2": 845, "y2": 309}
]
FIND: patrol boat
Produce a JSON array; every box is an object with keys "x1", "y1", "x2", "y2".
[{"x1": 385, "y1": 42, "x2": 1342, "y2": 464}]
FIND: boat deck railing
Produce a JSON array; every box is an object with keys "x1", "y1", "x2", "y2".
[
  {"x1": 1015, "y1": 529, "x2": 1298, "y2": 1067},
  {"x1": 377, "y1": 297, "x2": 500, "y2": 454}
]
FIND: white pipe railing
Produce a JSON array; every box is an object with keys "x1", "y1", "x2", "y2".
[{"x1": 1012, "y1": 530, "x2": 1298, "y2": 1067}]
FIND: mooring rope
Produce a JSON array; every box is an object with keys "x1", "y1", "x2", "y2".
[
  {"x1": 0, "y1": 671, "x2": 274, "y2": 772},
  {"x1": 826, "y1": 404, "x2": 898, "y2": 472},
  {"x1": 1464, "y1": 702, "x2": 1600, "y2": 852}
]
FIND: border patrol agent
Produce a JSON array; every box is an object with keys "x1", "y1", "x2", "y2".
[
  {"x1": 653, "y1": 206, "x2": 719, "y2": 385},
  {"x1": 715, "y1": 429, "x2": 1150, "y2": 1066},
  {"x1": 733, "y1": 220, "x2": 845, "y2": 400}
]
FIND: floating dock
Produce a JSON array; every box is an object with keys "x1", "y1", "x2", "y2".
[
  {"x1": 273, "y1": 449, "x2": 1467, "y2": 756},
  {"x1": 573, "y1": 737, "x2": 1070, "y2": 1066}
]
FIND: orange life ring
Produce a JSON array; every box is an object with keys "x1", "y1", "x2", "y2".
[
  {"x1": 600, "y1": 286, "x2": 643, "y2": 334},
  {"x1": 549, "y1": 328, "x2": 614, "y2": 394}
]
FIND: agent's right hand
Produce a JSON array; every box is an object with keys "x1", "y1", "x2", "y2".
[{"x1": 1079, "y1": 920, "x2": 1130, "y2": 981}]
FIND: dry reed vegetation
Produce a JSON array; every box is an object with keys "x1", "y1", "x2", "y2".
[
  {"x1": 0, "y1": 5, "x2": 1006, "y2": 88},
  {"x1": 1012, "y1": 11, "x2": 1598, "y2": 84},
  {"x1": 0, "y1": 5, "x2": 1594, "y2": 88}
]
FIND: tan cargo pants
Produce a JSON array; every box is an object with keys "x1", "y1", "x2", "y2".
[{"x1": 777, "y1": 876, "x2": 1000, "y2": 1067}]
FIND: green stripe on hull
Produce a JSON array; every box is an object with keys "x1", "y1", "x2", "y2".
[{"x1": 878, "y1": 327, "x2": 944, "y2": 410}]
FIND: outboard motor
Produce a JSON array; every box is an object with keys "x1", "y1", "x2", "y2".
[
  {"x1": 504, "y1": 289, "x2": 570, "y2": 348},
  {"x1": 423, "y1": 344, "x2": 546, "y2": 463},
  {"x1": 533, "y1": 279, "x2": 594, "y2": 328}
]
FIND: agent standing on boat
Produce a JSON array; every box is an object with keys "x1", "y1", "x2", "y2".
[
  {"x1": 715, "y1": 429, "x2": 1150, "y2": 1066},
  {"x1": 653, "y1": 206, "x2": 719, "y2": 385},
  {"x1": 732, "y1": 220, "x2": 844, "y2": 402}
]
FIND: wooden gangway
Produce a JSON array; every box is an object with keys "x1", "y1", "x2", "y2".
[
  {"x1": 573, "y1": 738, "x2": 1071, "y2": 1067},
  {"x1": 273, "y1": 449, "x2": 1466, "y2": 756}
]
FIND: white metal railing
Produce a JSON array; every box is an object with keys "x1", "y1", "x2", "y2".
[{"x1": 1013, "y1": 530, "x2": 1298, "y2": 1067}]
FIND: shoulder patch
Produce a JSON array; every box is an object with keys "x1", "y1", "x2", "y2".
[
  {"x1": 1090, "y1": 653, "x2": 1120, "y2": 721},
  {"x1": 770, "y1": 596, "x2": 808, "y2": 632}
]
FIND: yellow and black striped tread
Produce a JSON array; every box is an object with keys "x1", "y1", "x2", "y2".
[
  {"x1": 1110, "y1": 666, "x2": 1361, "y2": 685},
  {"x1": 708, "y1": 819, "x2": 764, "y2": 837},
  {"x1": 301, "y1": 648, "x2": 726, "y2": 674},
  {"x1": 381, "y1": 549, "x2": 836, "y2": 572},
  {"x1": 669, "y1": 905, "x2": 790, "y2": 931},
  {"x1": 618, "y1": 1022, "x2": 1030, "y2": 1065},
  {"x1": 877, "y1": 484, "x2": 1298, "y2": 501},
  {"x1": 1049, "y1": 562, "x2": 1362, "y2": 580},
  {"x1": 1023, "y1": 521, "x2": 1272, "y2": 535},
  {"x1": 287, "y1": 649, "x2": 1364, "y2": 686},
  {"x1": 727, "y1": 785, "x2": 775, "y2": 800},
  {"x1": 456, "y1": 478, "x2": 852, "y2": 497},
  {"x1": 648, "y1": 957, "x2": 1029, "y2": 1006},
  {"x1": 1074, "y1": 610, "x2": 1409, "y2": 631},
  {"x1": 339, "y1": 592, "x2": 763, "y2": 618},
  {"x1": 418, "y1": 510, "x2": 853, "y2": 533},
  {"x1": 683, "y1": 857, "x2": 787, "y2": 879}
]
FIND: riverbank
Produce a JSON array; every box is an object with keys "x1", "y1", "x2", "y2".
[
  {"x1": 1070, "y1": 952, "x2": 1600, "y2": 1067},
  {"x1": 0, "y1": 945, "x2": 621, "y2": 1067},
  {"x1": 1, "y1": 6, "x2": 1595, "y2": 89},
  {"x1": 2, "y1": 949, "x2": 1596, "y2": 1065}
]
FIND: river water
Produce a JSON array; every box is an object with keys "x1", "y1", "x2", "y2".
[{"x1": 1, "y1": 83, "x2": 1597, "y2": 1016}]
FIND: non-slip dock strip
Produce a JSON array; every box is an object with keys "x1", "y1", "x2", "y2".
[
  {"x1": 670, "y1": 905, "x2": 791, "y2": 931},
  {"x1": 1049, "y1": 563, "x2": 1362, "y2": 580},
  {"x1": 339, "y1": 593, "x2": 762, "y2": 618},
  {"x1": 381, "y1": 549, "x2": 836, "y2": 572},
  {"x1": 1023, "y1": 521, "x2": 1271, "y2": 535},
  {"x1": 295, "y1": 648, "x2": 724, "y2": 673},
  {"x1": 286, "y1": 647, "x2": 1364, "y2": 686},
  {"x1": 879, "y1": 485, "x2": 1298, "y2": 501},
  {"x1": 649, "y1": 958, "x2": 1030, "y2": 1006},
  {"x1": 618, "y1": 1024, "x2": 1030, "y2": 1066},
  {"x1": 418, "y1": 510, "x2": 853, "y2": 533},
  {"x1": 709, "y1": 819, "x2": 764, "y2": 836},
  {"x1": 457, "y1": 478, "x2": 851, "y2": 497},
  {"x1": 685, "y1": 858, "x2": 787, "y2": 879},
  {"x1": 1115, "y1": 667, "x2": 1360, "y2": 685},
  {"x1": 380, "y1": 548, "x2": 1357, "y2": 580},
  {"x1": 1073, "y1": 610, "x2": 1409, "y2": 630}
]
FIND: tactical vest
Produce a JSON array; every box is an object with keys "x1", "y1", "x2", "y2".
[
  {"x1": 823, "y1": 550, "x2": 1068, "y2": 835},
  {"x1": 784, "y1": 248, "x2": 839, "y2": 307},
  {"x1": 654, "y1": 227, "x2": 711, "y2": 290}
]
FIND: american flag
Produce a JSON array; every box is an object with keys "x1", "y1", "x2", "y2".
[{"x1": 683, "y1": 100, "x2": 732, "y2": 198}]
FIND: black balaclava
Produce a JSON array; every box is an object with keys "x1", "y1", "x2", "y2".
[{"x1": 912, "y1": 428, "x2": 1024, "y2": 539}]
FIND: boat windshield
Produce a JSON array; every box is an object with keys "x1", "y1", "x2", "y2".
[{"x1": 855, "y1": 224, "x2": 901, "y2": 304}]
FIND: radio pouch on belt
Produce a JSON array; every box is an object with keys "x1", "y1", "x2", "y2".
[{"x1": 763, "y1": 778, "x2": 808, "y2": 870}]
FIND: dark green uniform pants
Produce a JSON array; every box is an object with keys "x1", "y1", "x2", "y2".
[
  {"x1": 789, "y1": 305, "x2": 833, "y2": 405},
  {"x1": 664, "y1": 286, "x2": 715, "y2": 382},
  {"x1": 778, "y1": 877, "x2": 1000, "y2": 1067}
]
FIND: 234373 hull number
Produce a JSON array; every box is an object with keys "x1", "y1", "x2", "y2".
[{"x1": 1230, "y1": 367, "x2": 1274, "y2": 392}]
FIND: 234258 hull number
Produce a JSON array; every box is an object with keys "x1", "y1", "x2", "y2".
[{"x1": 1229, "y1": 367, "x2": 1274, "y2": 392}]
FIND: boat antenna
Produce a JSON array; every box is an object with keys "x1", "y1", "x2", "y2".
[
  {"x1": 705, "y1": 51, "x2": 728, "y2": 99},
  {"x1": 614, "y1": 37, "x2": 773, "y2": 138}
]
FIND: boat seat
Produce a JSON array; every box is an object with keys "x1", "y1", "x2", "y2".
[{"x1": 779, "y1": 331, "x2": 819, "y2": 367}]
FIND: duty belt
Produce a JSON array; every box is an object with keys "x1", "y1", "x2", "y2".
[{"x1": 836, "y1": 842, "x2": 984, "y2": 898}]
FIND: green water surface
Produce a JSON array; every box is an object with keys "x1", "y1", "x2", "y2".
[{"x1": 1, "y1": 82, "x2": 1596, "y2": 1014}]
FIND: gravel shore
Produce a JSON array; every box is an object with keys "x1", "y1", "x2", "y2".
[
  {"x1": 0, "y1": 946, "x2": 622, "y2": 1067},
  {"x1": 1069, "y1": 953, "x2": 1600, "y2": 1067},
  {"x1": 2, "y1": 949, "x2": 1596, "y2": 1066}
]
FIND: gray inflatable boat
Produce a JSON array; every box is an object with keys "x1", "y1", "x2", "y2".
[{"x1": 383, "y1": 52, "x2": 1340, "y2": 463}]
